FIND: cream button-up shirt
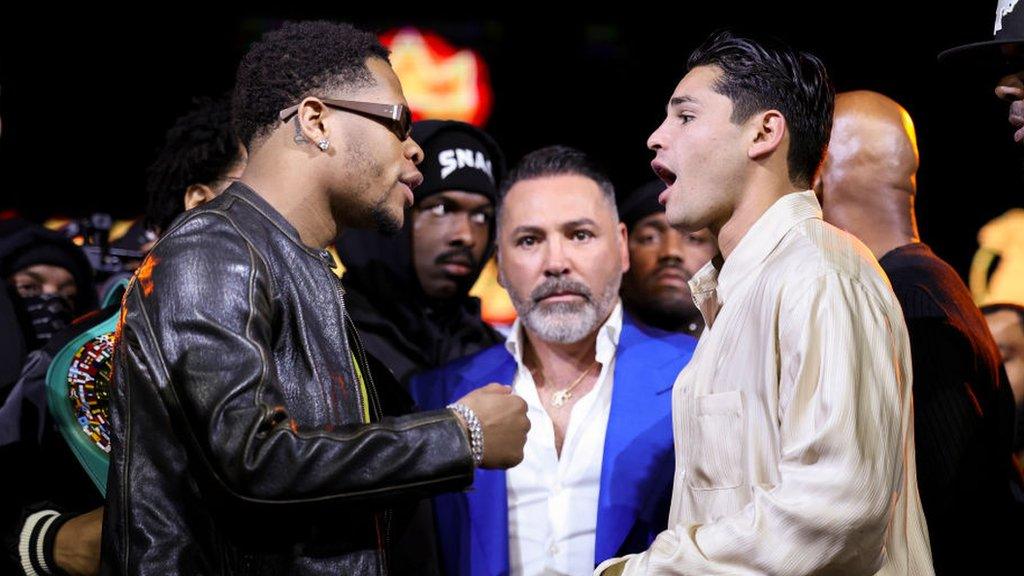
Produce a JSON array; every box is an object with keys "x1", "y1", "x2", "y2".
[{"x1": 599, "y1": 191, "x2": 933, "y2": 575}]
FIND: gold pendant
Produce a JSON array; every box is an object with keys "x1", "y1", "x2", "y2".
[{"x1": 551, "y1": 389, "x2": 572, "y2": 407}]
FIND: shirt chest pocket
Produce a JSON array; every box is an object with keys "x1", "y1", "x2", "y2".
[{"x1": 686, "y1": 389, "x2": 744, "y2": 491}]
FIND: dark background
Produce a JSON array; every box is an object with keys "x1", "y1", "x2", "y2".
[{"x1": 2, "y1": 2, "x2": 1021, "y2": 278}]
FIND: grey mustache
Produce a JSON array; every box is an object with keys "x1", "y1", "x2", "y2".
[{"x1": 531, "y1": 278, "x2": 592, "y2": 302}]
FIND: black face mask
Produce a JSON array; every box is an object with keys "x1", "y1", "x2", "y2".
[{"x1": 20, "y1": 293, "x2": 72, "y2": 349}]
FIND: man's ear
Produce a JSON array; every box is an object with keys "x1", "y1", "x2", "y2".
[
  {"x1": 617, "y1": 221, "x2": 630, "y2": 274},
  {"x1": 495, "y1": 248, "x2": 507, "y2": 288},
  {"x1": 295, "y1": 97, "x2": 332, "y2": 151},
  {"x1": 748, "y1": 110, "x2": 786, "y2": 161},
  {"x1": 811, "y1": 168, "x2": 825, "y2": 201},
  {"x1": 184, "y1": 184, "x2": 215, "y2": 210}
]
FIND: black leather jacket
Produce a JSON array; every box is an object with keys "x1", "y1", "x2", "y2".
[{"x1": 101, "y1": 183, "x2": 474, "y2": 575}]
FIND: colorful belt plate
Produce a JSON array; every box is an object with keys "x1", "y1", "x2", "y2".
[
  {"x1": 45, "y1": 281, "x2": 126, "y2": 495},
  {"x1": 70, "y1": 333, "x2": 113, "y2": 449}
]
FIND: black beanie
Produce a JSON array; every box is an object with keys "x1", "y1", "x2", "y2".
[
  {"x1": 411, "y1": 120, "x2": 505, "y2": 205},
  {"x1": 618, "y1": 179, "x2": 667, "y2": 232},
  {"x1": 4, "y1": 243, "x2": 83, "y2": 280},
  {"x1": 0, "y1": 224, "x2": 98, "y2": 313}
]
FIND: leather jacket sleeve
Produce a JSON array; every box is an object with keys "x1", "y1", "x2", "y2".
[{"x1": 118, "y1": 213, "x2": 473, "y2": 508}]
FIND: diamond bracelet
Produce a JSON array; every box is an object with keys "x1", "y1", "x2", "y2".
[{"x1": 447, "y1": 402, "x2": 484, "y2": 467}]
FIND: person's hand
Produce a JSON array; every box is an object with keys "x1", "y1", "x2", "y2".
[
  {"x1": 454, "y1": 383, "x2": 529, "y2": 469},
  {"x1": 54, "y1": 507, "x2": 103, "y2": 576}
]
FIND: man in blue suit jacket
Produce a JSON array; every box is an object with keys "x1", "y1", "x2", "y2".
[{"x1": 410, "y1": 145, "x2": 697, "y2": 576}]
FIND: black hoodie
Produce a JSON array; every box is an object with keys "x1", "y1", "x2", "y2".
[
  {"x1": 337, "y1": 120, "x2": 505, "y2": 387},
  {"x1": 0, "y1": 221, "x2": 98, "y2": 395},
  {"x1": 336, "y1": 223, "x2": 502, "y2": 387}
]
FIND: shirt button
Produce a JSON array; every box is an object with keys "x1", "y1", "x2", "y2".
[
  {"x1": 548, "y1": 543, "x2": 559, "y2": 556},
  {"x1": 552, "y1": 482, "x2": 562, "y2": 493}
]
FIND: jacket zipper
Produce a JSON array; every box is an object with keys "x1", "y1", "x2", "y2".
[
  {"x1": 341, "y1": 294, "x2": 391, "y2": 575},
  {"x1": 344, "y1": 311, "x2": 383, "y2": 421},
  {"x1": 321, "y1": 250, "x2": 390, "y2": 574}
]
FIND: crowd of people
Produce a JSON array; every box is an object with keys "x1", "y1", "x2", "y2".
[{"x1": 2, "y1": 4, "x2": 1024, "y2": 575}]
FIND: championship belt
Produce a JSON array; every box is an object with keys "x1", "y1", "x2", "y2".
[{"x1": 44, "y1": 280, "x2": 127, "y2": 495}]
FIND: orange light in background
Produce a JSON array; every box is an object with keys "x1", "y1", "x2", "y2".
[
  {"x1": 44, "y1": 218, "x2": 72, "y2": 231},
  {"x1": 381, "y1": 27, "x2": 493, "y2": 127},
  {"x1": 971, "y1": 208, "x2": 1024, "y2": 307},
  {"x1": 44, "y1": 217, "x2": 138, "y2": 247},
  {"x1": 470, "y1": 258, "x2": 516, "y2": 327}
]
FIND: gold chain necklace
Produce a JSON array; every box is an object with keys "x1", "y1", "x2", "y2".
[{"x1": 542, "y1": 360, "x2": 599, "y2": 408}]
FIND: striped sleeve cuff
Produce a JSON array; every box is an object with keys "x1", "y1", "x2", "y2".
[{"x1": 17, "y1": 510, "x2": 71, "y2": 576}]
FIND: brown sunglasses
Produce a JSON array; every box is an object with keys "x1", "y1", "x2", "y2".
[{"x1": 278, "y1": 98, "x2": 413, "y2": 141}]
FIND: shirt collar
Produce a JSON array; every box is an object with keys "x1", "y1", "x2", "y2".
[
  {"x1": 686, "y1": 190, "x2": 820, "y2": 329},
  {"x1": 689, "y1": 258, "x2": 722, "y2": 329},
  {"x1": 716, "y1": 190, "x2": 822, "y2": 304}
]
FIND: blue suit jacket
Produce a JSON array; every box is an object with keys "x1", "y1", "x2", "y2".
[{"x1": 409, "y1": 314, "x2": 696, "y2": 576}]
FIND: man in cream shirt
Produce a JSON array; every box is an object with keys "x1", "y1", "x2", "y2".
[{"x1": 599, "y1": 31, "x2": 933, "y2": 575}]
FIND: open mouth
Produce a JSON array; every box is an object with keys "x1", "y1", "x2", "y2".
[
  {"x1": 396, "y1": 173, "x2": 423, "y2": 208},
  {"x1": 651, "y1": 161, "x2": 677, "y2": 187},
  {"x1": 401, "y1": 172, "x2": 424, "y2": 190},
  {"x1": 397, "y1": 183, "x2": 414, "y2": 208}
]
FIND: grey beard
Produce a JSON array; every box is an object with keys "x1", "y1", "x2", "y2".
[
  {"x1": 512, "y1": 274, "x2": 621, "y2": 345},
  {"x1": 522, "y1": 299, "x2": 601, "y2": 344}
]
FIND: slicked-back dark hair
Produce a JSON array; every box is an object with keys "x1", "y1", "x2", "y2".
[
  {"x1": 499, "y1": 145, "x2": 616, "y2": 212},
  {"x1": 145, "y1": 95, "x2": 242, "y2": 232},
  {"x1": 497, "y1": 145, "x2": 618, "y2": 234},
  {"x1": 688, "y1": 30, "x2": 834, "y2": 189},
  {"x1": 232, "y1": 20, "x2": 390, "y2": 149}
]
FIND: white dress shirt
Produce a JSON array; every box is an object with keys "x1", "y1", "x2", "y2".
[
  {"x1": 599, "y1": 192, "x2": 933, "y2": 575},
  {"x1": 507, "y1": 303, "x2": 623, "y2": 576}
]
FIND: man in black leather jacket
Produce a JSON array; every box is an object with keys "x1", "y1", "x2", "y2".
[{"x1": 100, "y1": 20, "x2": 529, "y2": 576}]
